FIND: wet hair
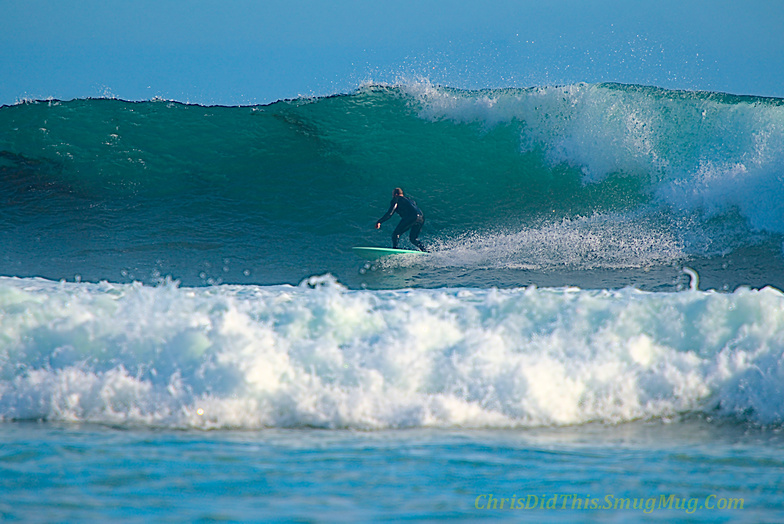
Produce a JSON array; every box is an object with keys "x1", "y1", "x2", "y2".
[{"x1": 393, "y1": 187, "x2": 404, "y2": 196}]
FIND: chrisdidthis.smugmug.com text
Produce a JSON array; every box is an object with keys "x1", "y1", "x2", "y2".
[{"x1": 474, "y1": 493, "x2": 744, "y2": 514}]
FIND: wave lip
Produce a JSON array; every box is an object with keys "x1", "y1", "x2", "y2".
[{"x1": 0, "y1": 276, "x2": 783, "y2": 429}]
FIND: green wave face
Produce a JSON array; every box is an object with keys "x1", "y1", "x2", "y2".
[{"x1": 1, "y1": 82, "x2": 783, "y2": 285}]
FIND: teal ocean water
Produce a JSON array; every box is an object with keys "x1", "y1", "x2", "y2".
[{"x1": 2, "y1": 82, "x2": 784, "y2": 521}]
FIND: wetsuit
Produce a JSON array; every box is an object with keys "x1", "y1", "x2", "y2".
[{"x1": 377, "y1": 195, "x2": 427, "y2": 251}]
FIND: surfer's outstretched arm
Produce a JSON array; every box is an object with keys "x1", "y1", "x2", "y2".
[{"x1": 375, "y1": 198, "x2": 398, "y2": 228}]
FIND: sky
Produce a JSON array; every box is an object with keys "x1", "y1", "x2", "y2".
[{"x1": 2, "y1": 0, "x2": 783, "y2": 106}]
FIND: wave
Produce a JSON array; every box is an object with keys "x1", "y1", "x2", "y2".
[
  {"x1": 1, "y1": 275, "x2": 783, "y2": 429},
  {"x1": 1, "y1": 81, "x2": 783, "y2": 284}
]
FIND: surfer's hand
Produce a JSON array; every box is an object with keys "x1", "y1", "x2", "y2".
[{"x1": 375, "y1": 222, "x2": 381, "y2": 229}]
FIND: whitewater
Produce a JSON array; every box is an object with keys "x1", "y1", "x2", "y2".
[
  {"x1": 2, "y1": 81, "x2": 784, "y2": 521},
  {"x1": 2, "y1": 274, "x2": 784, "y2": 429}
]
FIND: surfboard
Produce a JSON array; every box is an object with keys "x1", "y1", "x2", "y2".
[{"x1": 352, "y1": 246, "x2": 426, "y2": 261}]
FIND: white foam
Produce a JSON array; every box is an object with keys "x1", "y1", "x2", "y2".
[
  {"x1": 0, "y1": 276, "x2": 783, "y2": 429},
  {"x1": 402, "y1": 81, "x2": 784, "y2": 236}
]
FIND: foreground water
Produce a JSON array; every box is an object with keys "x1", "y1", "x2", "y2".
[
  {"x1": 1, "y1": 276, "x2": 783, "y2": 521},
  {"x1": 2, "y1": 81, "x2": 784, "y2": 521},
  {"x1": 3, "y1": 420, "x2": 781, "y2": 522}
]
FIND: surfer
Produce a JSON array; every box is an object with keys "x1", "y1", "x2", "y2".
[{"x1": 375, "y1": 188, "x2": 427, "y2": 251}]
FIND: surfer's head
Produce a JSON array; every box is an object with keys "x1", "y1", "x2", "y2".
[{"x1": 393, "y1": 187, "x2": 404, "y2": 197}]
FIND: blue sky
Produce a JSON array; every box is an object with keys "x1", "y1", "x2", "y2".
[{"x1": 2, "y1": 1, "x2": 783, "y2": 105}]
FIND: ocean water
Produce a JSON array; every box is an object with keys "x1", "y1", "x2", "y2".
[{"x1": 2, "y1": 82, "x2": 784, "y2": 521}]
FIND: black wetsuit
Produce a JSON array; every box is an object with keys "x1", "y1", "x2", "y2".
[{"x1": 377, "y1": 195, "x2": 427, "y2": 251}]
